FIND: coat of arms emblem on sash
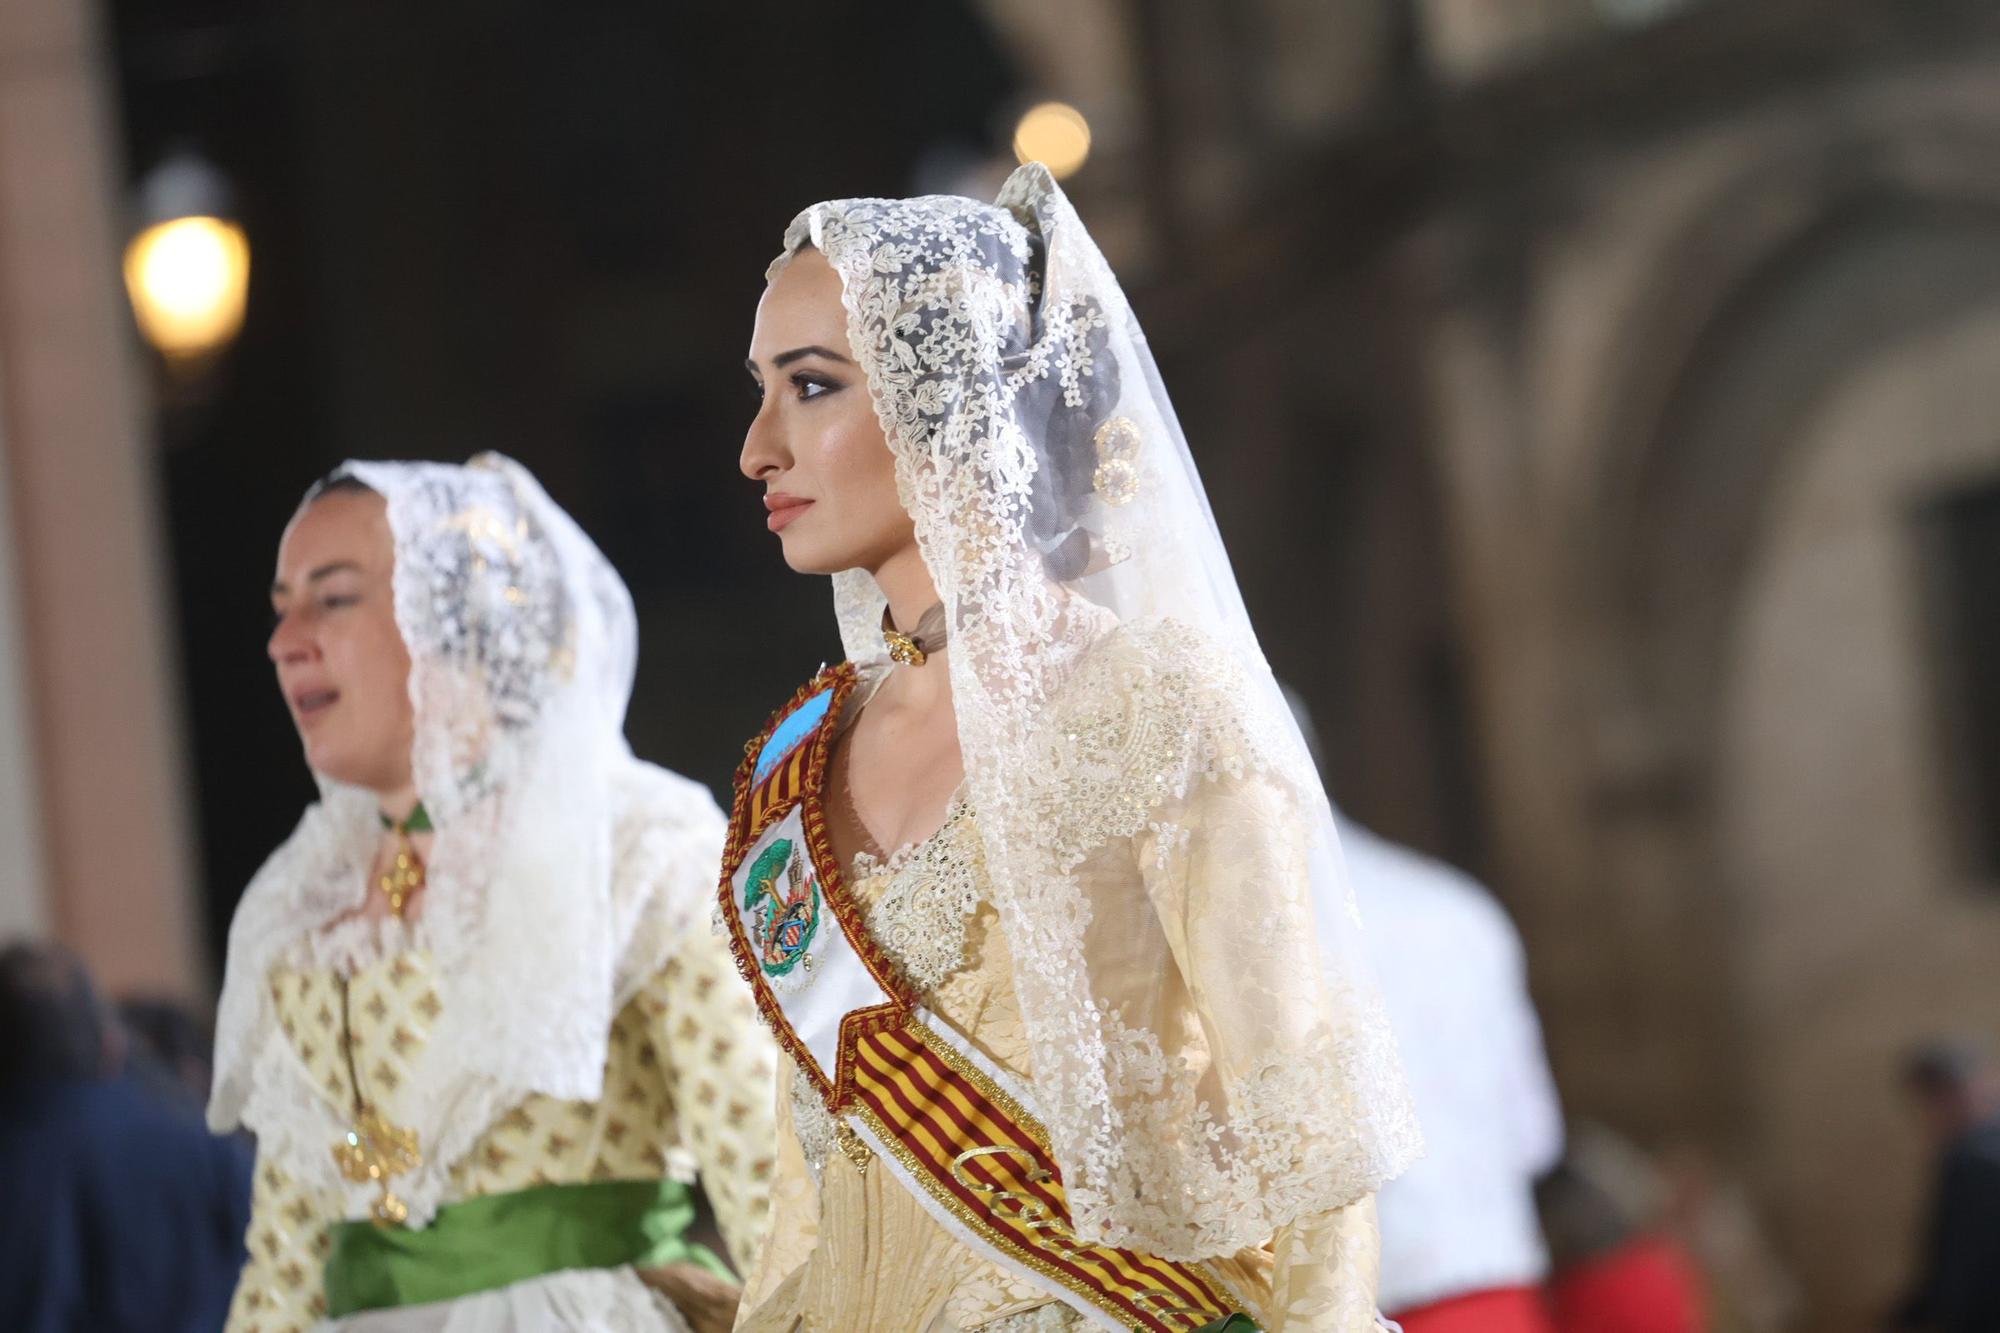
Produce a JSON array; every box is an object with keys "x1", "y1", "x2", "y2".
[{"x1": 743, "y1": 837, "x2": 819, "y2": 975}]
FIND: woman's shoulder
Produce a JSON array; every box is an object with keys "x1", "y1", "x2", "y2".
[
  {"x1": 1066, "y1": 615, "x2": 1230, "y2": 685},
  {"x1": 607, "y1": 760, "x2": 731, "y2": 988},
  {"x1": 1024, "y1": 616, "x2": 1304, "y2": 824},
  {"x1": 1047, "y1": 615, "x2": 1262, "y2": 753},
  {"x1": 1011, "y1": 616, "x2": 1289, "y2": 842},
  {"x1": 607, "y1": 760, "x2": 727, "y2": 914},
  {"x1": 611, "y1": 758, "x2": 725, "y2": 837}
]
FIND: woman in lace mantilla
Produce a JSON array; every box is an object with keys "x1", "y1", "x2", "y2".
[
  {"x1": 209, "y1": 455, "x2": 776, "y2": 1333},
  {"x1": 724, "y1": 167, "x2": 1422, "y2": 1332}
]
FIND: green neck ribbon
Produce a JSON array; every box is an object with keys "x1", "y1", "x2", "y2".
[{"x1": 377, "y1": 801, "x2": 433, "y2": 835}]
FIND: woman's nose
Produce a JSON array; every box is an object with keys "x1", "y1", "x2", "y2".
[
  {"x1": 267, "y1": 610, "x2": 315, "y2": 664},
  {"x1": 740, "y1": 395, "x2": 789, "y2": 481}
]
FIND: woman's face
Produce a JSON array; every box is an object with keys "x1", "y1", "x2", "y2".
[
  {"x1": 742, "y1": 247, "x2": 914, "y2": 576},
  {"x1": 268, "y1": 488, "x2": 415, "y2": 794}
]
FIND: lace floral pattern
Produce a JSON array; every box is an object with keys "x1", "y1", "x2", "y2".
[
  {"x1": 853, "y1": 795, "x2": 983, "y2": 994},
  {"x1": 749, "y1": 786, "x2": 1391, "y2": 1330},
  {"x1": 777, "y1": 165, "x2": 1420, "y2": 1258},
  {"x1": 208, "y1": 456, "x2": 730, "y2": 1228},
  {"x1": 786, "y1": 1068, "x2": 838, "y2": 1186}
]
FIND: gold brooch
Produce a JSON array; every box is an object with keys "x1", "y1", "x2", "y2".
[
  {"x1": 1092, "y1": 416, "x2": 1142, "y2": 506},
  {"x1": 333, "y1": 1107, "x2": 423, "y2": 1227},
  {"x1": 881, "y1": 603, "x2": 948, "y2": 667},
  {"x1": 883, "y1": 621, "x2": 926, "y2": 667}
]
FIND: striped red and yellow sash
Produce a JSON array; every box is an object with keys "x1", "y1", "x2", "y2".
[
  {"x1": 720, "y1": 664, "x2": 1252, "y2": 1333},
  {"x1": 849, "y1": 1019, "x2": 1242, "y2": 1331}
]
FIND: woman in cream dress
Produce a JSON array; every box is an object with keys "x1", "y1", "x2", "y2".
[
  {"x1": 213, "y1": 456, "x2": 775, "y2": 1332},
  {"x1": 721, "y1": 168, "x2": 1423, "y2": 1331}
]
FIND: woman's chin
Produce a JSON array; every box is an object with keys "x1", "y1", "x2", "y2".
[
  {"x1": 304, "y1": 758, "x2": 359, "y2": 790},
  {"x1": 302, "y1": 741, "x2": 395, "y2": 795},
  {"x1": 777, "y1": 537, "x2": 851, "y2": 577}
]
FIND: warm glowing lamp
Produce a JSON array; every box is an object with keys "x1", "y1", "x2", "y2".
[
  {"x1": 123, "y1": 155, "x2": 249, "y2": 364},
  {"x1": 124, "y1": 216, "x2": 249, "y2": 361},
  {"x1": 1012, "y1": 102, "x2": 1092, "y2": 180}
]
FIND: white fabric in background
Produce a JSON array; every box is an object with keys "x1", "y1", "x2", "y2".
[{"x1": 1340, "y1": 819, "x2": 1564, "y2": 1314}]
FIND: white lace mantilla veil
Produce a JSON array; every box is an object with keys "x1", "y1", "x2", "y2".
[
  {"x1": 773, "y1": 163, "x2": 1422, "y2": 1262},
  {"x1": 208, "y1": 453, "x2": 724, "y2": 1228}
]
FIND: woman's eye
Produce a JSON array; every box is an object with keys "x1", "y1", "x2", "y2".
[
  {"x1": 321, "y1": 594, "x2": 358, "y2": 611},
  {"x1": 794, "y1": 374, "x2": 838, "y2": 401}
]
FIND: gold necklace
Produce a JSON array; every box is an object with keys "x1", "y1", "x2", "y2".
[
  {"x1": 330, "y1": 974, "x2": 422, "y2": 1226},
  {"x1": 882, "y1": 603, "x2": 948, "y2": 667},
  {"x1": 375, "y1": 803, "x2": 431, "y2": 918}
]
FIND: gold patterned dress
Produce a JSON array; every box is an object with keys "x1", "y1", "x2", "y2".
[
  {"x1": 733, "y1": 673, "x2": 1385, "y2": 1333},
  {"x1": 226, "y1": 934, "x2": 774, "y2": 1333}
]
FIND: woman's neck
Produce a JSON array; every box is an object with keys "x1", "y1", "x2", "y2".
[
  {"x1": 869, "y1": 543, "x2": 953, "y2": 705},
  {"x1": 872, "y1": 542, "x2": 940, "y2": 636},
  {"x1": 375, "y1": 783, "x2": 422, "y2": 825}
]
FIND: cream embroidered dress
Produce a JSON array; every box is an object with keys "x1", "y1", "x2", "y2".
[
  {"x1": 733, "y1": 657, "x2": 1385, "y2": 1333},
  {"x1": 729, "y1": 165, "x2": 1421, "y2": 1331},
  {"x1": 228, "y1": 907, "x2": 775, "y2": 1332}
]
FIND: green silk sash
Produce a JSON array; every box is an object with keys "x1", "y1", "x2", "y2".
[{"x1": 323, "y1": 1178, "x2": 727, "y2": 1317}]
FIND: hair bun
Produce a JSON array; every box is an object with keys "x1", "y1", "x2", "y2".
[{"x1": 1013, "y1": 291, "x2": 1121, "y2": 570}]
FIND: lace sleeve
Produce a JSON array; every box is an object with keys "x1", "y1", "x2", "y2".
[
  {"x1": 644, "y1": 927, "x2": 779, "y2": 1277},
  {"x1": 1129, "y1": 764, "x2": 1331, "y2": 1108},
  {"x1": 1119, "y1": 757, "x2": 1398, "y2": 1329},
  {"x1": 1034, "y1": 625, "x2": 1414, "y2": 1255}
]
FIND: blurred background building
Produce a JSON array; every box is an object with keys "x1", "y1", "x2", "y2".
[{"x1": 0, "y1": 0, "x2": 1996, "y2": 1327}]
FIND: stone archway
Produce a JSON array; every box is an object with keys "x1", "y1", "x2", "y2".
[{"x1": 1592, "y1": 179, "x2": 2000, "y2": 1328}]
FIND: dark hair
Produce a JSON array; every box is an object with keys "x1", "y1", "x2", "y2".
[
  {"x1": 1010, "y1": 287, "x2": 1122, "y2": 580},
  {"x1": 1535, "y1": 1158, "x2": 1643, "y2": 1266},
  {"x1": 302, "y1": 468, "x2": 378, "y2": 505},
  {"x1": 118, "y1": 996, "x2": 213, "y2": 1078},
  {"x1": 1904, "y1": 1036, "x2": 1990, "y2": 1096},
  {"x1": 118, "y1": 995, "x2": 214, "y2": 1109},
  {"x1": 0, "y1": 940, "x2": 111, "y2": 1086}
]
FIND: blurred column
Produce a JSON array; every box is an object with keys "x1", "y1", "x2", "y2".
[
  {"x1": 0, "y1": 0, "x2": 201, "y2": 994},
  {"x1": 0, "y1": 376, "x2": 48, "y2": 938}
]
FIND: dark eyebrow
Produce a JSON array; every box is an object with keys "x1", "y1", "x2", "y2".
[
  {"x1": 746, "y1": 345, "x2": 854, "y2": 376},
  {"x1": 270, "y1": 560, "x2": 364, "y2": 596}
]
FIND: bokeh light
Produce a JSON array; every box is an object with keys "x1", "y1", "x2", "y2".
[
  {"x1": 123, "y1": 215, "x2": 250, "y2": 361},
  {"x1": 1012, "y1": 101, "x2": 1091, "y2": 179}
]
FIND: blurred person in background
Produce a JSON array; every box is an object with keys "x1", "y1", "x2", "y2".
[
  {"x1": 1338, "y1": 818, "x2": 1566, "y2": 1333},
  {"x1": 0, "y1": 939, "x2": 252, "y2": 1333},
  {"x1": 722, "y1": 165, "x2": 1419, "y2": 1332},
  {"x1": 1284, "y1": 684, "x2": 1565, "y2": 1333},
  {"x1": 210, "y1": 455, "x2": 775, "y2": 1333},
  {"x1": 119, "y1": 993, "x2": 219, "y2": 1114},
  {"x1": 1537, "y1": 1122, "x2": 1707, "y2": 1333},
  {"x1": 1656, "y1": 1145, "x2": 1799, "y2": 1333},
  {"x1": 1887, "y1": 1036, "x2": 2000, "y2": 1333}
]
